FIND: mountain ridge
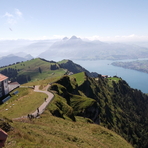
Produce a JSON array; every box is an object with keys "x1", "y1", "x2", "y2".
[
  {"x1": 39, "y1": 36, "x2": 148, "y2": 60},
  {"x1": 49, "y1": 72, "x2": 148, "y2": 148},
  {"x1": 0, "y1": 54, "x2": 33, "y2": 67}
]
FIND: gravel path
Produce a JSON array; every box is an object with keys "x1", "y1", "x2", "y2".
[
  {"x1": 14, "y1": 85, "x2": 54, "y2": 120},
  {"x1": 31, "y1": 85, "x2": 54, "y2": 117}
]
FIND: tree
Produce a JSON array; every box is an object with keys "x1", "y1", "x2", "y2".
[{"x1": 39, "y1": 67, "x2": 42, "y2": 73}]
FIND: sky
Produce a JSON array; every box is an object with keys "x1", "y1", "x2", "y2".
[{"x1": 1, "y1": 0, "x2": 148, "y2": 42}]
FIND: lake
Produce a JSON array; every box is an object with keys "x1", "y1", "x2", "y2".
[{"x1": 73, "y1": 59, "x2": 148, "y2": 94}]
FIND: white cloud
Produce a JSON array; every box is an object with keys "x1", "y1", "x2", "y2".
[
  {"x1": 3, "y1": 9, "x2": 22, "y2": 25},
  {"x1": 3, "y1": 12, "x2": 13, "y2": 18},
  {"x1": 15, "y1": 9, "x2": 22, "y2": 17}
]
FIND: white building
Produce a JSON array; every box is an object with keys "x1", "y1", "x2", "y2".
[{"x1": 0, "y1": 74, "x2": 9, "y2": 97}]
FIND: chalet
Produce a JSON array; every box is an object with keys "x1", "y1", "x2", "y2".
[
  {"x1": 101, "y1": 75, "x2": 108, "y2": 78},
  {"x1": 101, "y1": 75, "x2": 111, "y2": 78},
  {"x1": 0, "y1": 74, "x2": 9, "y2": 97}
]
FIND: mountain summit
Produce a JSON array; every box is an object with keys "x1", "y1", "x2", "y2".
[
  {"x1": 69, "y1": 35, "x2": 80, "y2": 40},
  {"x1": 39, "y1": 37, "x2": 148, "y2": 60}
]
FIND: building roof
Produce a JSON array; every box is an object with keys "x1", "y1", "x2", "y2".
[
  {"x1": 9, "y1": 82, "x2": 20, "y2": 85},
  {"x1": 0, "y1": 74, "x2": 8, "y2": 82}
]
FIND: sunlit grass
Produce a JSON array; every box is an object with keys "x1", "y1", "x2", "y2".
[
  {"x1": 0, "y1": 58, "x2": 66, "y2": 84},
  {"x1": 22, "y1": 75, "x2": 64, "y2": 88},
  {"x1": 108, "y1": 77, "x2": 121, "y2": 82},
  {"x1": 107, "y1": 77, "x2": 121, "y2": 87},
  {"x1": 71, "y1": 72, "x2": 86, "y2": 86},
  {"x1": 5, "y1": 111, "x2": 133, "y2": 148},
  {"x1": 0, "y1": 88, "x2": 47, "y2": 119}
]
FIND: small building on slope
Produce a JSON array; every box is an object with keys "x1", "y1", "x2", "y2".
[
  {"x1": 0, "y1": 74, "x2": 9, "y2": 98},
  {"x1": 8, "y1": 82, "x2": 20, "y2": 92}
]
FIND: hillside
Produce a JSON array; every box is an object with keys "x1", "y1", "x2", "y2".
[
  {"x1": 0, "y1": 58, "x2": 65, "y2": 84},
  {"x1": 0, "y1": 82, "x2": 132, "y2": 148},
  {"x1": 48, "y1": 73, "x2": 148, "y2": 148},
  {"x1": 0, "y1": 58, "x2": 148, "y2": 147},
  {"x1": 0, "y1": 58, "x2": 97, "y2": 84},
  {"x1": 0, "y1": 113, "x2": 133, "y2": 148}
]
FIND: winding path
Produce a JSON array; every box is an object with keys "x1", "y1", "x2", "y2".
[
  {"x1": 14, "y1": 85, "x2": 54, "y2": 120},
  {"x1": 32, "y1": 85, "x2": 54, "y2": 117}
]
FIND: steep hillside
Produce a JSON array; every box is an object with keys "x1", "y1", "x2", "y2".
[
  {"x1": 0, "y1": 113, "x2": 133, "y2": 148},
  {"x1": 49, "y1": 72, "x2": 148, "y2": 148},
  {"x1": 0, "y1": 85, "x2": 132, "y2": 148}
]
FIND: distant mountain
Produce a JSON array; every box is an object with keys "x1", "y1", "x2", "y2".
[
  {"x1": 1, "y1": 37, "x2": 148, "y2": 61},
  {"x1": 0, "y1": 54, "x2": 33, "y2": 67},
  {"x1": 0, "y1": 39, "x2": 59, "y2": 57},
  {"x1": 39, "y1": 36, "x2": 148, "y2": 60}
]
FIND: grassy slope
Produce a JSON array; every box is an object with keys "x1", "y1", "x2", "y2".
[
  {"x1": 0, "y1": 58, "x2": 66, "y2": 82},
  {"x1": 0, "y1": 88, "x2": 47, "y2": 119},
  {"x1": 0, "y1": 77, "x2": 133, "y2": 148},
  {"x1": 0, "y1": 60, "x2": 135, "y2": 147},
  {"x1": 5, "y1": 111, "x2": 133, "y2": 148},
  {"x1": 70, "y1": 72, "x2": 86, "y2": 86},
  {"x1": 57, "y1": 59, "x2": 69, "y2": 64},
  {"x1": 49, "y1": 72, "x2": 148, "y2": 148}
]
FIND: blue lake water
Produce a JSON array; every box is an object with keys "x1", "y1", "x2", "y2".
[{"x1": 73, "y1": 59, "x2": 148, "y2": 94}]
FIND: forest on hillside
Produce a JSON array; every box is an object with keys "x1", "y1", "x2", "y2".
[{"x1": 0, "y1": 68, "x2": 31, "y2": 84}]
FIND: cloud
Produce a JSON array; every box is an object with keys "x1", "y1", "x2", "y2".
[
  {"x1": 3, "y1": 9, "x2": 22, "y2": 25},
  {"x1": 15, "y1": 9, "x2": 22, "y2": 17},
  {"x1": 3, "y1": 12, "x2": 13, "y2": 18}
]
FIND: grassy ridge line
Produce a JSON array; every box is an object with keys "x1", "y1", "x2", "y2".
[
  {"x1": 0, "y1": 58, "x2": 66, "y2": 82},
  {"x1": 49, "y1": 72, "x2": 148, "y2": 147}
]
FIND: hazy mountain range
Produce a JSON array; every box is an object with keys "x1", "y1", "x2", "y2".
[
  {"x1": 0, "y1": 53, "x2": 33, "y2": 67},
  {"x1": 1, "y1": 36, "x2": 148, "y2": 62},
  {"x1": 0, "y1": 39, "x2": 58, "y2": 57},
  {"x1": 39, "y1": 36, "x2": 148, "y2": 60}
]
